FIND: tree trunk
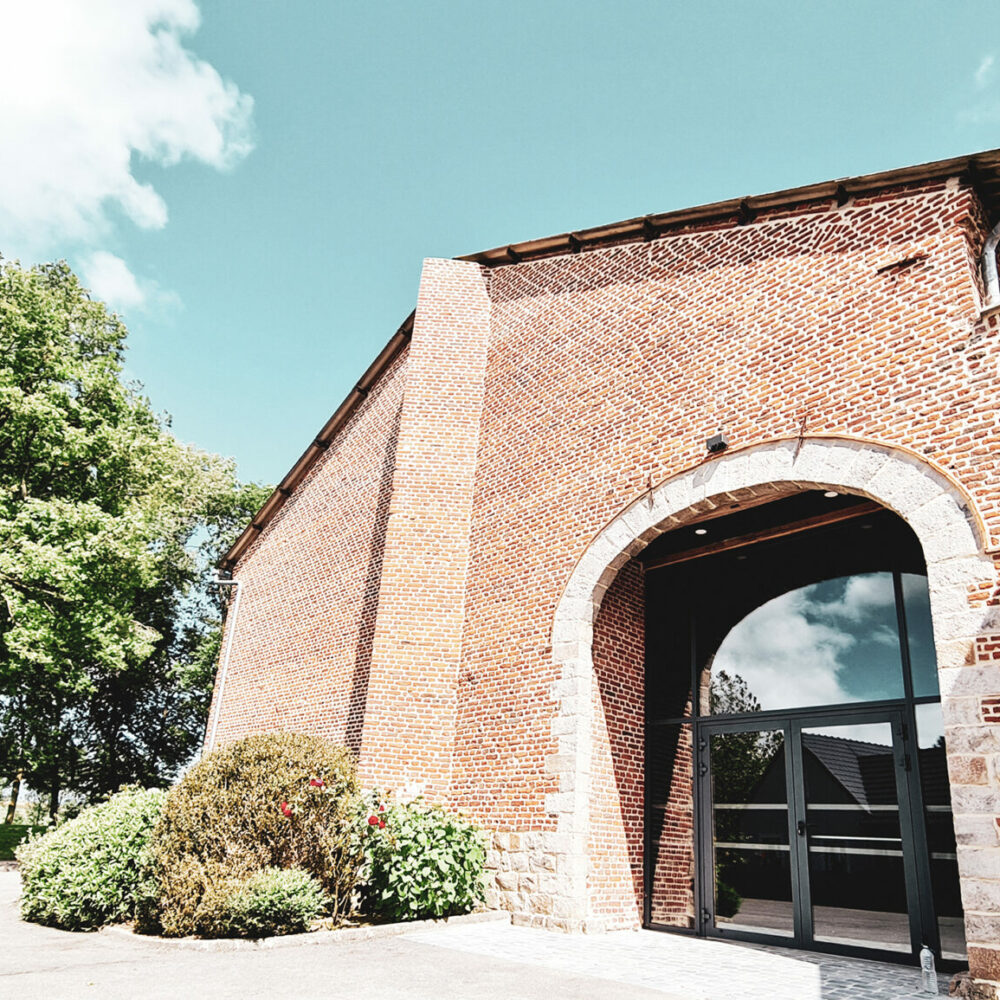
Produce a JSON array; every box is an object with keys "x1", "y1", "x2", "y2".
[
  {"x1": 48, "y1": 781, "x2": 59, "y2": 823},
  {"x1": 4, "y1": 772, "x2": 22, "y2": 823}
]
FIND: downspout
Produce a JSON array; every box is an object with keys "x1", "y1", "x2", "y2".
[
  {"x1": 205, "y1": 577, "x2": 242, "y2": 754},
  {"x1": 981, "y1": 219, "x2": 1000, "y2": 310}
]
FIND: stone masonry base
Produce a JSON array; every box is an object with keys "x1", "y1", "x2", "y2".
[{"x1": 485, "y1": 831, "x2": 641, "y2": 933}]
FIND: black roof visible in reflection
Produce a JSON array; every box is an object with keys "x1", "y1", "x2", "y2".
[
  {"x1": 802, "y1": 733, "x2": 949, "y2": 811},
  {"x1": 802, "y1": 733, "x2": 895, "y2": 810}
]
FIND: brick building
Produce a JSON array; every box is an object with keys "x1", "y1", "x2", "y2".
[{"x1": 210, "y1": 150, "x2": 1000, "y2": 992}]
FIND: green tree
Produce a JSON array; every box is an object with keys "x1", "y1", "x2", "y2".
[
  {"x1": 708, "y1": 669, "x2": 783, "y2": 803},
  {"x1": 708, "y1": 670, "x2": 785, "y2": 916},
  {"x1": 0, "y1": 258, "x2": 267, "y2": 817}
]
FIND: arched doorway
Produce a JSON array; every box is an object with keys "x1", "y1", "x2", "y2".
[
  {"x1": 548, "y1": 438, "x2": 992, "y2": 968},
  {"x1": 644, "y1": 490, "x2": 963, "y2": 965}
]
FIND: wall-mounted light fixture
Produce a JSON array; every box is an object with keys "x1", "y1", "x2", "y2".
[{"x1": 706, "y1": 432, "x2": 729, "y2": 454}]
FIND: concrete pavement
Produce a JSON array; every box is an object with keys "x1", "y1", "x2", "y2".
[
  {"x1": 1, "y1": 872, "x2": 952, "y2": 999},
  {"x1": 0, "y1": 872, "x2": 677, "y2": 1000}
]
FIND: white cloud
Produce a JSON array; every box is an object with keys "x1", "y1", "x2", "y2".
[
  {"x1": 81, "y1": 252, "x2": 147, "y2": 311},
  {"x1": 0, "y1": 0, "x2": 253, "y2": 302},
  {"x1": 975, "y1": 54, "x2": 995, "y2": 90},
  {"x1": 712, "y1": 573, "x2": 900, "y2": 713},
  {"x1": 961, "y1": 53, "x2": 1000, "y2": 124},
  {"x1": 713, "y1": 589, "x2": 853, "y2": 712},
  {"x1": 818, "y1": 572, "x2": 896, "y2": 623}
]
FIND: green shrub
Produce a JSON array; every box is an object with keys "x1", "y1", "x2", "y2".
[
  {"x1": 358, "y1": 794, "x2": 486, "y2": 921},
  {"x1": 149, "y1": 733, "x2": 360, "y2": 937},
  {"x1": 196, "y1": 868, "x2": 327, "y2": 938},
  {"x1": 16, "y1": 787, "x2": 166, "y2": 930},
  {"x1": 715, "y1": 876, "x2": 743, "y2": 918}
]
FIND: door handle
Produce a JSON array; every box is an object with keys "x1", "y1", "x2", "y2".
[{"x1": 797, "y1": 820, "x2": 807, "y2": 837}]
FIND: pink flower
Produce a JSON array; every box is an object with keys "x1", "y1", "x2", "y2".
[
  {"x1": 310, "y1": 778, "x2": 325, "y2": 788},
  {"x1": 280, "y1": 801, "x2": 293, "y2": 818}
]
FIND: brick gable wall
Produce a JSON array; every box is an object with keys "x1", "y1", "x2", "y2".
[
  {"x1": 452, "y1": 179, "x2": 994, "y2": 832},
  {"x1": 206, "y1": 346, "x2": 407, "y2": 750}
]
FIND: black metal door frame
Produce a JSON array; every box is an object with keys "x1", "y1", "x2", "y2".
[
  {"x1": 695, "y1": 713, "x2": 800, "y2": 947},
  {"x1": 694, "y1": 703, "x2": 937, "y2": 964}
]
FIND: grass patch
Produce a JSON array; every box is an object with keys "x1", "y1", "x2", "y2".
[{"x1": 0, "y1": 824, "x2": 46, "y2": 861}]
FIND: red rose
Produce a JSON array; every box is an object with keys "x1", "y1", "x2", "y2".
[
  {"x1": 280, "y1": 801, "x2": 293, "y2": 817},
  {"x1": 378, "y1": 804, "x2": 385, "y2": 812},
  {"x1": 367, "y1": 814, "x2": 378, "y2": 826},
  {"x1": 310, "y1": 778, "x2": 324, "y2": 788},
  {"x1": 378, "y1": 819, "x2": 386, "y2": 829}
]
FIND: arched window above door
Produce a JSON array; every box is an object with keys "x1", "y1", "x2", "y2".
[{"x1": 706, "y1": 570, "x2": 938, "y2": 716}]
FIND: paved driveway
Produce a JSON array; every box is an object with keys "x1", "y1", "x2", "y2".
[
  {"x1": 0, "y1": 872, "x2": 672, "y2": 1000},
  {"x1": 1, "y1": 873, "x2": 950, "y2": 1000}
]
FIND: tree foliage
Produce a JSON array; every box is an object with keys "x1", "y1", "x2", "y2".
[
  {"x1": 0, "y1": 258, "x2": 268, "y2": 812},
  {"x1": 708, "y1": 669, "x2": 784, "y2": 803}
]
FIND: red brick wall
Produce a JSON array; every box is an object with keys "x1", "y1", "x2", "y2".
[
  {"x1": 589, "y1": 559, "x2": 645, "y2": 923},
  {"x1": 450, "y1": 178, "x2": 999, "y2": 909},
  {"x1": 358, "y1": 259, "x2": 491, "y2": 800},
  {"x1": 206, "y1": 347, "x2": 407, "y2": 749},
  {"x1": 454, "y1": 179, "x2": 990, "y2": 817},
  {"x1": 647, "y1": 722, "x2": 695, "y2": 928}
]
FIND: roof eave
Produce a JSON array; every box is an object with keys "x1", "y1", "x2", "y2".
[
  {"x1": 459, "y1": 148, "x2": 1000, "y2": 268},
  {"x1": 220, "y1": 311, "x2": 414, "y2": 572}
]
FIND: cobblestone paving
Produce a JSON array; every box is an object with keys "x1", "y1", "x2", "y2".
[{"x1": 405, "y1": 923, "x2": 953, "y2": 999}]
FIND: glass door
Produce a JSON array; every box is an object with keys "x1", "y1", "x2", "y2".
[
  {"x1": 791, "y1": 711, "x2": 920, "y2": 956},
  {"x1": 699, "y1": 708, "x2": 930, "y2": 959},
  {"x1": 702, "y1": 720, "x2": 798, "y2": 942}
]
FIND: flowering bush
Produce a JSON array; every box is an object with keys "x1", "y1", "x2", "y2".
[
  {"x1": 148, "y1": 733, "x2": 361, "y2": 937},
  {"x1": 357, "y1": 792, "x2": 486, "y2": 921},
  {"x1": 17, "y1": 787, "x2": 166, "y2": 930}
]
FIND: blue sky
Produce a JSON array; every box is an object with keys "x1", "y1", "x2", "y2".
[{"x1": 3, "y1": 1, "x2": 1000, "y2": 484}]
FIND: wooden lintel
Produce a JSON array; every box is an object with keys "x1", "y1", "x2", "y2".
[{"x1": 643, "y1": 500, "x2": 883, "y2": 571}]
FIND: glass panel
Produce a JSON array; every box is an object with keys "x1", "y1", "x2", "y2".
[
  {"x1": 710, "y1": 728, "x2": 792, "y2": 937},
  {"x1": 645, "y1": 571, "x2": 694, "y2": 720},
  {"x1": 903, "y1": 574, "x2": 940, "y2": 698},
  {"x1": 801, "y1": 721, "x2": 910, "y2": 953},
  {"x1": 915, "y1": 702, "x2": 966, "y2": 960},
  {"x1": 709, "y1": 572, "x2": 905, "y2": 714},
  {"x1": 647, "y1": 723, "x2": 695, "y2": 927}
]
